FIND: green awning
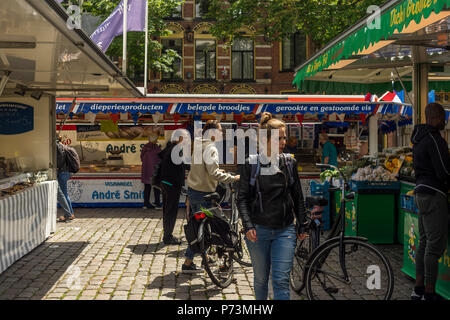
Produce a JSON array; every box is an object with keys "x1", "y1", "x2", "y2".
[
  {"x1": 300, "y1": 80, "x2": 450, "y2": 96},
  {"x1": 293, "y1": 0, "x2": 450, "y2": 91}
]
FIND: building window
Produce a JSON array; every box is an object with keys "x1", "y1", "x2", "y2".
[
  {"x1": 195, "y1": 39, "x2": 216, "y2": 80},
  {"x1": 161, "y1": 38, "x2": 183, "y2": 80},
  {"x1": 231, "y1": 38, "x2": 254, "y2": 81},
  {"x1": 169, "y1": 3, "x2": 182, "y2": 19},
  {"x1": 195, "y1": 0, "x2": 210, "y2": 19},
  {"x1": 281, "y1": 33, "x2": 306, "y2": 71}
]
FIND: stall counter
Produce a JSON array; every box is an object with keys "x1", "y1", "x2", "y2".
[{"x1": 0, "y1": 180, "x2": 57, "y2": 274}]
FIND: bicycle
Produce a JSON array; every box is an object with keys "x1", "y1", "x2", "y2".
[
  {"x1": 293, "y1": 163, "x2": 394, "y2": 300},
  {"x1": 290, "y1": 196, "x2": 327, "y2": 293},
  {"x1": 191, "y1": 192, "x2": 237, "y2": 288}
]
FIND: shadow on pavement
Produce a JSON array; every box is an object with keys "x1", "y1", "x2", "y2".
[
  {"x1": 0, "y1": 241, "x2": 89, "y2": 300},
  {"x1": 127, "y1": 244, "x2": 181, "y2": 258}
]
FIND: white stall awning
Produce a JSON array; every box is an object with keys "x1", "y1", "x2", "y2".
[{"x1": 0, "y1": 0, "x2": 142, "y2": 98}]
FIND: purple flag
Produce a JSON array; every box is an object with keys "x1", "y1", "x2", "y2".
[{"x1": 90, "y1": 0, "x2": 146, "y2": 53}]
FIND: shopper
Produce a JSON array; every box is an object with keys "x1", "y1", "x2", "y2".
[
  {"x1": 181, "y1": 120, "x2": 240, "y2": 273},
  {"x1": 140, "y1": 133, "x2": 162, "y2": 209},
  {"x1": 56, "y1": 137, "x2": 75, "y2": 222},
  {"x1": 410, "y1": 102, "x2": 450, "y2": 300},
  {"x1": 159, "y1": 134, "x2": 186, "y2": 245},
  {"x1": 319, "y1": 133, "x2": 338, "y2": 167},
  {"x1": 237, "y1": 112, "x2": 308, "y2": 300},
  {"x1": 284, "y1": 136, "x2": 298, "y2": 154}
]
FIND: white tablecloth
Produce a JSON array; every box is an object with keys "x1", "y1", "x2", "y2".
[{"x1": 0, "y1": 180, "x2": 57, "y2": 274}]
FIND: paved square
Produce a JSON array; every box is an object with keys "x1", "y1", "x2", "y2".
[{"x1": 0, "y1": 208, "x2": 414, "y2": 300}]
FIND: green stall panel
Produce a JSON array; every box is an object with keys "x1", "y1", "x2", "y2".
[
  {"x1": 356, "y1": 193, "x2": 396, "y2": 244},
  {"x1": 344, "y1": 197, "x2": 357, "y2": 237},
  {"x1": 436, "y1": 239, "x2": 450, "y2": 299},
  {"x1": 402, "y1": 210, "x2": 450, "y2": 299},
  {"x1": 332, "y1": 190, "x2": 395, "y2": 243},
  {"x1": 397, "y1": 210, "x2": 406, "y2": 245},
  {"x1": 402, "y1": 210, "x2": 419, "y2": 279},
  {"x1": 398, "y1": 181, "x2": 416, "y2": 244}
]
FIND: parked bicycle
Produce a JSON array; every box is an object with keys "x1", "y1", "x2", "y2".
[
  {"x1": 291, "y1": 163, "x2": 394, "y2": 300},
  {"x1": 183, "y1": 184, "x2": 251, "y2": 288},
  {"x1": 290, "y1": 195, "x2": 327, "y2": 293},
  {"x1": 223, "y1": 182, "x2": 252, "y2": 268}
]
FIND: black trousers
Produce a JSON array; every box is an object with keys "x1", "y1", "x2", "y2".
[
  {"x1": 161, "y1": 183, "x2": 182, "y2": 239},
  {"x1": 144, "y1": 184, "x2": 161, "y2": 207},
  {"x1": 415, "y1": 192, "x2": 449, "y2": 286}
]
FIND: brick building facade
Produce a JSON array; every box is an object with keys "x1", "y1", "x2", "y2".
[{"x1": 147, "y1": 0, "x2": 307, "y2": 95}]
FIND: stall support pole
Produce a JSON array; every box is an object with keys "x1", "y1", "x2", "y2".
[
  {"x1": 50, "y1": 96, "x2": 57, "y2": 180},
  {"x1": 369, "y1": 114, "x2": 378, "y2": 156},
  {"x1": 122, "y1": 0, "x2": 128, "y2": 75},
  {"x1": 412, "y1": 46, "x2": 429, "y2": 125}
]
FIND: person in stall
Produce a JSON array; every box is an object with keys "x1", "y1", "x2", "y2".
[
  {"x1": 319, "y1": 133, "x2": 338, "y2": 168},
  {"x1": 284, "y1": 136, "x2": 298, "y2": 154}
]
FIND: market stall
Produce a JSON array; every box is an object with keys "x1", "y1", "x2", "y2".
[
  {"x1": 291, "y1": 0, "x2": 450, "y2": 297},
  {"x1": 55, "y1": 95, "x2": 413, "y2": 210},
  {"x1": 0, "y1": 0, "x2": 142, "y2": 274},
  {"x1": 0, "y1": 97, "x2": 58, "y2": 274}
]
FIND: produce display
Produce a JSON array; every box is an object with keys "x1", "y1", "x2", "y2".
[
  {"x1": 399, "y1": 156, "x2": 415, "y2": 181},
  {"x1": 320, "y1": 169, "x2": 340, "y2": 183},
  {"x1": 352, "y1": 166, "x2": 397, "y2": 182}
]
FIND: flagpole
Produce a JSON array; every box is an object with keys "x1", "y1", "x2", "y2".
[
  {"x1": 122, "y1": 0, "x2": 128, "y2": 75},
  {"x1": 144, "y1": 0, "x2": 149, "y2": 96}
]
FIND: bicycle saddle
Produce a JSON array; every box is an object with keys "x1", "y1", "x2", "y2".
[
  {"x1": 203, "y1": 192, "x2": 221, "y2": 203},
  {"x1": 306, "y1": 196, "x2": 328, "y2": 207}
]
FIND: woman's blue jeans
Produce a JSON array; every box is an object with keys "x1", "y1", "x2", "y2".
[
  {"x1": 57, "y1": 171, "x2": 73, "y2": 215},
  {"x1": 184, "y1": 188, "x2": 212, "y2": 261},
  {"x1": 245, "y1": 224, "x2": 297, "y2": 300}
]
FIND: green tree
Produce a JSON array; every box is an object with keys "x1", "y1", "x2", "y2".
[
  {"x1": 62, "y1": 0, "x2": 183, "y2": 79},
  {"x1": 207, "y1": 0, "x2": 387, "y2": 48}
]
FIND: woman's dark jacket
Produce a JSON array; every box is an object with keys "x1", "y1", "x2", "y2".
[
  {"x1": 237, "y1": 155, "x2": 307, "y2": 233},
  {"x1": 159, "y1": 142, "x2": 185, "y2": 188}
]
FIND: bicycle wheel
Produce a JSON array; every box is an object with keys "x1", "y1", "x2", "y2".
[
  {"x1": 229, "y1": 191, "x2": 252, "y2": 267},
  {"x1": 305, "y1": 239, "x2": 394, "y2": 300},
  {"x1": 232, "y1": 218, "x2": 252, "y2": 267},
  {"x1": 199, "y1": 221, "x2": 234, "y2": 288},
  {"x1": 290, "y1": 224, "x2": 318, "y2": 293}
]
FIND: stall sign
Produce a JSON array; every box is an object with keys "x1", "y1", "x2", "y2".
[
  {"x1": 0, "y1": 102, "x2": 34, "y2": 135},
  {"x1": 56, "y1": 103, "x2": 72, "y2": 113},
  {"x1": 68, "y1": 177, "x2": 146, "y2": 205},
  {"x1": 176, "y1": 103, "x2": 255, "y2": 114},
  {"x1": 56, "y1": 102, "x2": 171, "y2": 114}
]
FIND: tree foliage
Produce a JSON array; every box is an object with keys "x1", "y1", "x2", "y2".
[
  {"x1": 62, "y1": 0, "x2": 183, "y2": 78},
  {"x1": 207, "y1": 0, "x2": 387, "y2": 48}
]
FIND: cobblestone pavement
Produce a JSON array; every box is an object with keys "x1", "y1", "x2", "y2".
[{"x1": 0, "y1": 208, "x2": 414, "y2": 300}]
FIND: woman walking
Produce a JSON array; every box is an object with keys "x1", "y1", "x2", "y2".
[{"x1": 237, "y1": 112, "x2": 308, "y2": 300}]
